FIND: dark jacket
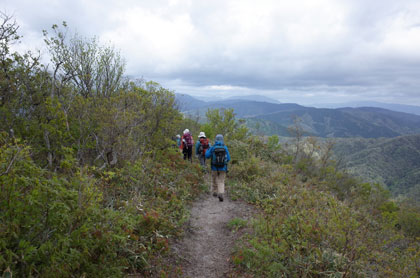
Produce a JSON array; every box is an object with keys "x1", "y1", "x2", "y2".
[{"x1": 205, "y1": 135, "x2": 230, "y2": 171}]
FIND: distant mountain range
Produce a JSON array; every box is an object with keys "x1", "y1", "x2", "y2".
[
  {"x1": 179, "y1": 94, "x2": 281, "y2": 104},
  {"x1": 314, "y1": 101, "x2": 420, "y2": 116},
  {"x1": 223, "y1": 95, "x2": 281, "y2": 104},
  {"x1": 175, "y1": 93, "x2": 282, "y2": 113},
  {"x1": 255, "y1": 106, "x2": 420, "y2": 137},
  {"x1": 176, "y1": 94, "x2": 420, "y2": 138}
]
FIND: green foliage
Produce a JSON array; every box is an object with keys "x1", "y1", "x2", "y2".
[
  {"x1": 43, "y1": 22, "x2": 126, "y2": 98},
  {"x1": 205, "y1": 108, "x2": 248, "y2": 142},
  {"x1": 0, "y1": 17, "x2": 205, "y2": 277},
  {"x1": 178, "y1": 115, "x2": 202, "y2": 139},
  {"x1": 228, "y1": 135, "x2": 420, "y2": 277},
  {"x1": 333, "y1": 135, "x2": 420, "y2": 197},
  {"x1": 200, "y1": 122, "x2": 215, "y2": 141},
  {"x1": 245, "y1": 118, "x2": 290, "y2": 136},
  {"x1": 2, "y1": 30, "x2": 181, "y2": 169},
  {"x1": 227, "y1": 218, "x2": 248, "y2": 232},
  {"x1": 0, "y1": 135, "x2": 125, "y2": 277},
  {"x1": 398, "y1": 207, "x2": 420, "y2": 237},
  {"x1": 0, "y1": 135, "x2": 205, "y2": 277},
  {"x1": 95, "y1": 149, "x2": 205, "y2": 275}
]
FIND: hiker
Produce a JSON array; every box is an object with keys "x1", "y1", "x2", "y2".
[
  {"x1": 195, "y1": 132, "x2": 211, "y2": 168},
  {"x1": 205, "y1": 134, "x2": 230, "y2": 202},
  {"x1": 181, "y1": 129, "x2": 194, "y2": 162},
  {"x1": 175, "y1": 134, "x2": 181, "y2": 149}
]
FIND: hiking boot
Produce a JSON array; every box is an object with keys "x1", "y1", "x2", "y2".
[
  {"x1": 213, "y1": 192, "x2": 218, "y2": 197},
  {"x1": 218, "y1": 193, "x2": 224, "y2": 202}
]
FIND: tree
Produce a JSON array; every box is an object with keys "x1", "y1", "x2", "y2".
[
  {"x1": 43, "y1": 22, "x2": 126, "y2": 98},
  {"x1": 0, "y1": 11, "x2": 19, "y2": 63},
  {"x1": 204, "y1": 108, "x2": 248, "y2": 141},
  {"x1": 288, "y1": 115, "x2": 304, "y2": 163}
]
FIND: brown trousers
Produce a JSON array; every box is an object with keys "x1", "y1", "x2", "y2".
[{"x1": 211, "y1": 171, "x2": 226, "y2": 194}]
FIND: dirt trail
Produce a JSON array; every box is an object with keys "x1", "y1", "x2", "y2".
[{"x1": 172, "y1": 176, "x2": 253, "y2": 278}]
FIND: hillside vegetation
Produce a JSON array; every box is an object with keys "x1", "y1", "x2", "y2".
[
  {"x1": 226, "y1": 134, "x2": 420, "y2": 277},
  {"x1": 1, "y1": 15, "x2": 419, "y2": 277},
  {"x1": 333, "y1": 135, "x2": 420, "y2": 198}
]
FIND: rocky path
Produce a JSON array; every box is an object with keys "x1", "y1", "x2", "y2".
[{"x1": 172, "y1": 176, "x2": 253, "y2": 278}]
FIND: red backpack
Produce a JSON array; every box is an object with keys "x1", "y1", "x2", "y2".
[
  {"x1": 199, "y1": 138, "x2": 209, "y2": 155},
  {"x1": 183, "y1": 133, "x2": 193, "y2": 148}
]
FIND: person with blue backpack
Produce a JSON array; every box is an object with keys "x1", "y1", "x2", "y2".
[{"x1": 205, "y1": 134, "x2": 230, "y2": 202}]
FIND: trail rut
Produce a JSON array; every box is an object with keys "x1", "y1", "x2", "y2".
[{"x1": 172, "y1": 177, "x2": 253, "y2": 278}]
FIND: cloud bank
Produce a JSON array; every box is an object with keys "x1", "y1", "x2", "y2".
[{"x1": 4, "y1": 0, "x2": 420, "y2": 105}]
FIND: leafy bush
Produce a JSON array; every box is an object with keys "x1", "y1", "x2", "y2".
[
  {"x1": 0, "y1": 135, "x2": 205, "y2": 277},
  {"x1": 0, "y1": 135, "x2": 126, "y2": 277},
  {"x1": 398, "y1": 208, "x2": 420, "y2": 237}
]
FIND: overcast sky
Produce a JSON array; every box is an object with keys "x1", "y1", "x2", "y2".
[{"x1": 3, "y1": 0, "x2": 420, "y2": 105}]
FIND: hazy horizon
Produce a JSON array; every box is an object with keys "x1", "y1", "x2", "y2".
[{"x1": 177, "y1": 92, "x2": 420, "y2": 108}]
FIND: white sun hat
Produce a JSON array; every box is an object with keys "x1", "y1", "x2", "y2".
[{"x1": 198, "y1": 131, "x2": 206, "y2": 138}]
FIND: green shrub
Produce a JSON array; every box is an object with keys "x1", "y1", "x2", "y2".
[
  {"x1": 0, "y1": 136, "x2": 205, "y2": 277},
  {"x1": 0, "y1": 137, "x2": 128, "y2": 277},
  {"x1": 398, "y1": 209, "x2": 420, "y2": 237}
]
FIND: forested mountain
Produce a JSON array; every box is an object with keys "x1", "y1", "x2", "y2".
[
  {"x1": 175, "y1": 93, "x2": 281, "y2": 110},
  {"x1": 244, "y1": 118, "x2": 291, "y2": 136},
  {"x1": 175, "y1": 93, "x2": 207, "y2": 111},
  {"x1": 339, "y1": 107, "x2": 420, "y2": 134},
  {"x1": 176, "y1": 94, "x2": 303, "y2": 118},
  {"x1": 256, "y1": 107, "x2": 420, "y2": 137},
  {"x1": 177, "y1": 94, "x2": 420, "y2": 138},
  {"x1": 315, "y1": 101, "x2": 420, "y2": 116},
  {"x1": 333, "y1": 135, "x2": 420, "y2": 196}
]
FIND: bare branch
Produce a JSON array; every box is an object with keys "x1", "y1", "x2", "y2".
[{"x1": 0, "y1": 145, "x2": 22, "y2": 177}]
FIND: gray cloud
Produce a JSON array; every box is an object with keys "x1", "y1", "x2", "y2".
[{"x1": 3, "y1": 0, "x2": 420, "y2": 105}]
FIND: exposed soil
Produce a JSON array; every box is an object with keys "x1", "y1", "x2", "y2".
[{"x1": 172, "y1": 176, "x2": 254, "y2": 278}]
